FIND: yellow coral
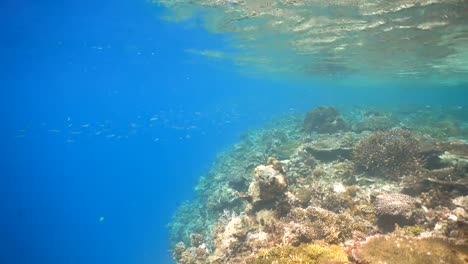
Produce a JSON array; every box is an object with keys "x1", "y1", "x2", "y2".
[
  {"x1": 353, "y1": 235, "x2": 468, "y2": 264},
  {"x1": 252, "y1": 243, "x2": 348, "y2": 264}
]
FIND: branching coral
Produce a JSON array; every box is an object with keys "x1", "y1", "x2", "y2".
[
  {"x1": 284, "y1": 207, "x2": 371, "y2": 244},
  {"x1": 353, "y1": 129, "x2": 423, "y2": 180}
]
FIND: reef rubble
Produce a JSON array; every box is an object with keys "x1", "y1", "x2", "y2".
[{"x1": 169, "y1": 106, "x2": 468, "y2": 264}]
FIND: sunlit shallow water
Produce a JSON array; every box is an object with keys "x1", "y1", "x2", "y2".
[{"x1": 155, "y1": 0, "x2": 468, "y2": 84}]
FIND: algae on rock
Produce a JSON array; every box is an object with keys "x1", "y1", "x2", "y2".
[{"x1": 352, "y1": 235, "x2": 468, "y2": 264}]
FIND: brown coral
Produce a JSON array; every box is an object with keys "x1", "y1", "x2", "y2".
[
  {"x1": 253, "y1": 243, "x2": 349, "y2": 264},
  {"x1": 353, "y1": 129, "x2": 423, "y2": 180},
  {"x1": 373, "y1": 193, "x2": 419, "y2": 218},
  {"x1": 352, "y1": 235, "x2": 468, "y2": 264},
  {"x1": 372, "y1": 193, "x2": 421, "y2": 231}
]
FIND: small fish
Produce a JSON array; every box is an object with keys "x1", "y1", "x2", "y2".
[
  {"x1": 81, "y1": 124, "x2": 90, "y2": 128},
  {"x1": 99, "y1": 216, "x2": 105, "y2": 222}
]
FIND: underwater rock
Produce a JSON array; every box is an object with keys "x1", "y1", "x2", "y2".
[
  {"x1": 418, "y1": 138, "x2": 446, "y2": 170},
  {"x1": 210, "y1": 214, "x2": 255, "y2": 262},
  {"x1": 453, "y1": 196, "x2": 468, "y2": 209},
  {"x1": 402, "y1": 160, "x2": 468, "y2": 197},
  {"x1": 353, "y1": 112, "x2": 399, "y2": 132},
  {"x1": 247, "y1": 160, "x2": 288, "y2": 208},
  {"x1": 190, "y1": 233, "x2": 204, "y2": 247},
  {"x1": 439, "y1": 140, "x2": 468, "y2": 158},
  {"x1": 440, "y1": 152, "x2": 468, "y2": 168},
  {"x1": 352, "y1": 235, "x2": 468, "y2": 264},
  {"x1": 304, "y1": 106, "x2": 348, "y2": 134},
  {"x1": 412, "y1": 163, "x2": 467, "y2": 192},
  {"x1": 353, "y1": 128, "x2": 423, "y2": 180},
  {"x1": 169, "y1": 201, "x2": 211, "y2": 249},
  {"x1": 172, "y1": 242, "x2": 186, "y2": 261},
  {"x1": 282, "y1": 146, "x2": 317, "y2": 182},
  {"x1": 172, "y1": 241, "x2": 210, "y2": 264},
  {"x1": 267, "y1": 156, "x2": 283, "y2": 172},
  {"x1": 302, "y1": 132, "x2": 360, "y2": 162}
]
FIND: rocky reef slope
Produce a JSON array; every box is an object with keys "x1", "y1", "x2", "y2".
[{"x1": 169, "y1": 106, "x2": 468, "y2": 264}]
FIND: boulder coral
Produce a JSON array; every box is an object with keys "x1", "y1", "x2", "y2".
[
  {"x1": 372, "y1": 193, "x2": 421, "y2": 231},
  {"x1": 304, "y1": 106, "x2": 348, "y2": 134}
]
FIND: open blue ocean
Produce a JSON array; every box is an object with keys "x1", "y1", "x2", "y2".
[{"x1": 2, "y1": 1, "x2": 468, "y2": 264}]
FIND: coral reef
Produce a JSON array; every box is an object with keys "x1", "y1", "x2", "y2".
[
  {"x1": 302, "y1": 132, "x2": 359, "y2": 162},
  {"x1": 352, "y1": 111, "x2": 399, "y2": 132},
  {"x1": 352, "y1": 129, "x2": 423, "y2": 180},
  {"x1": 283, "y1": 206, "x2": 371, "y2": 244},
  {"x1": 372, "y1": 193, "x2": 422, "y2": 231},
  {"x1": 304, "y1": 106, "x2": 348, "y2": 134},
  {"x1": 247, "y1": 158, "x2": 288, "y2": 208},
  {"x1": 168, "y1": 106, "x2": 468, "y2": 264},
  {"x1": 352, "y1": 235, "x2": 468, "y2": 264},
  {"x1": 282, "y1": 146, "x2": 317, "y2": 183},
  {"x1": 253, "y1": 243, "x2": 348, "y2": 264}
]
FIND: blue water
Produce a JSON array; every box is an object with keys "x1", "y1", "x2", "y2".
[{"x1": 1, "y1": 1, "x2": 468, "y2": 264}]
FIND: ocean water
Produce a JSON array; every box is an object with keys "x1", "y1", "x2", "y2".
[{"x1": 2, "y1": 0, "x2": 467, "y2": 264}]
